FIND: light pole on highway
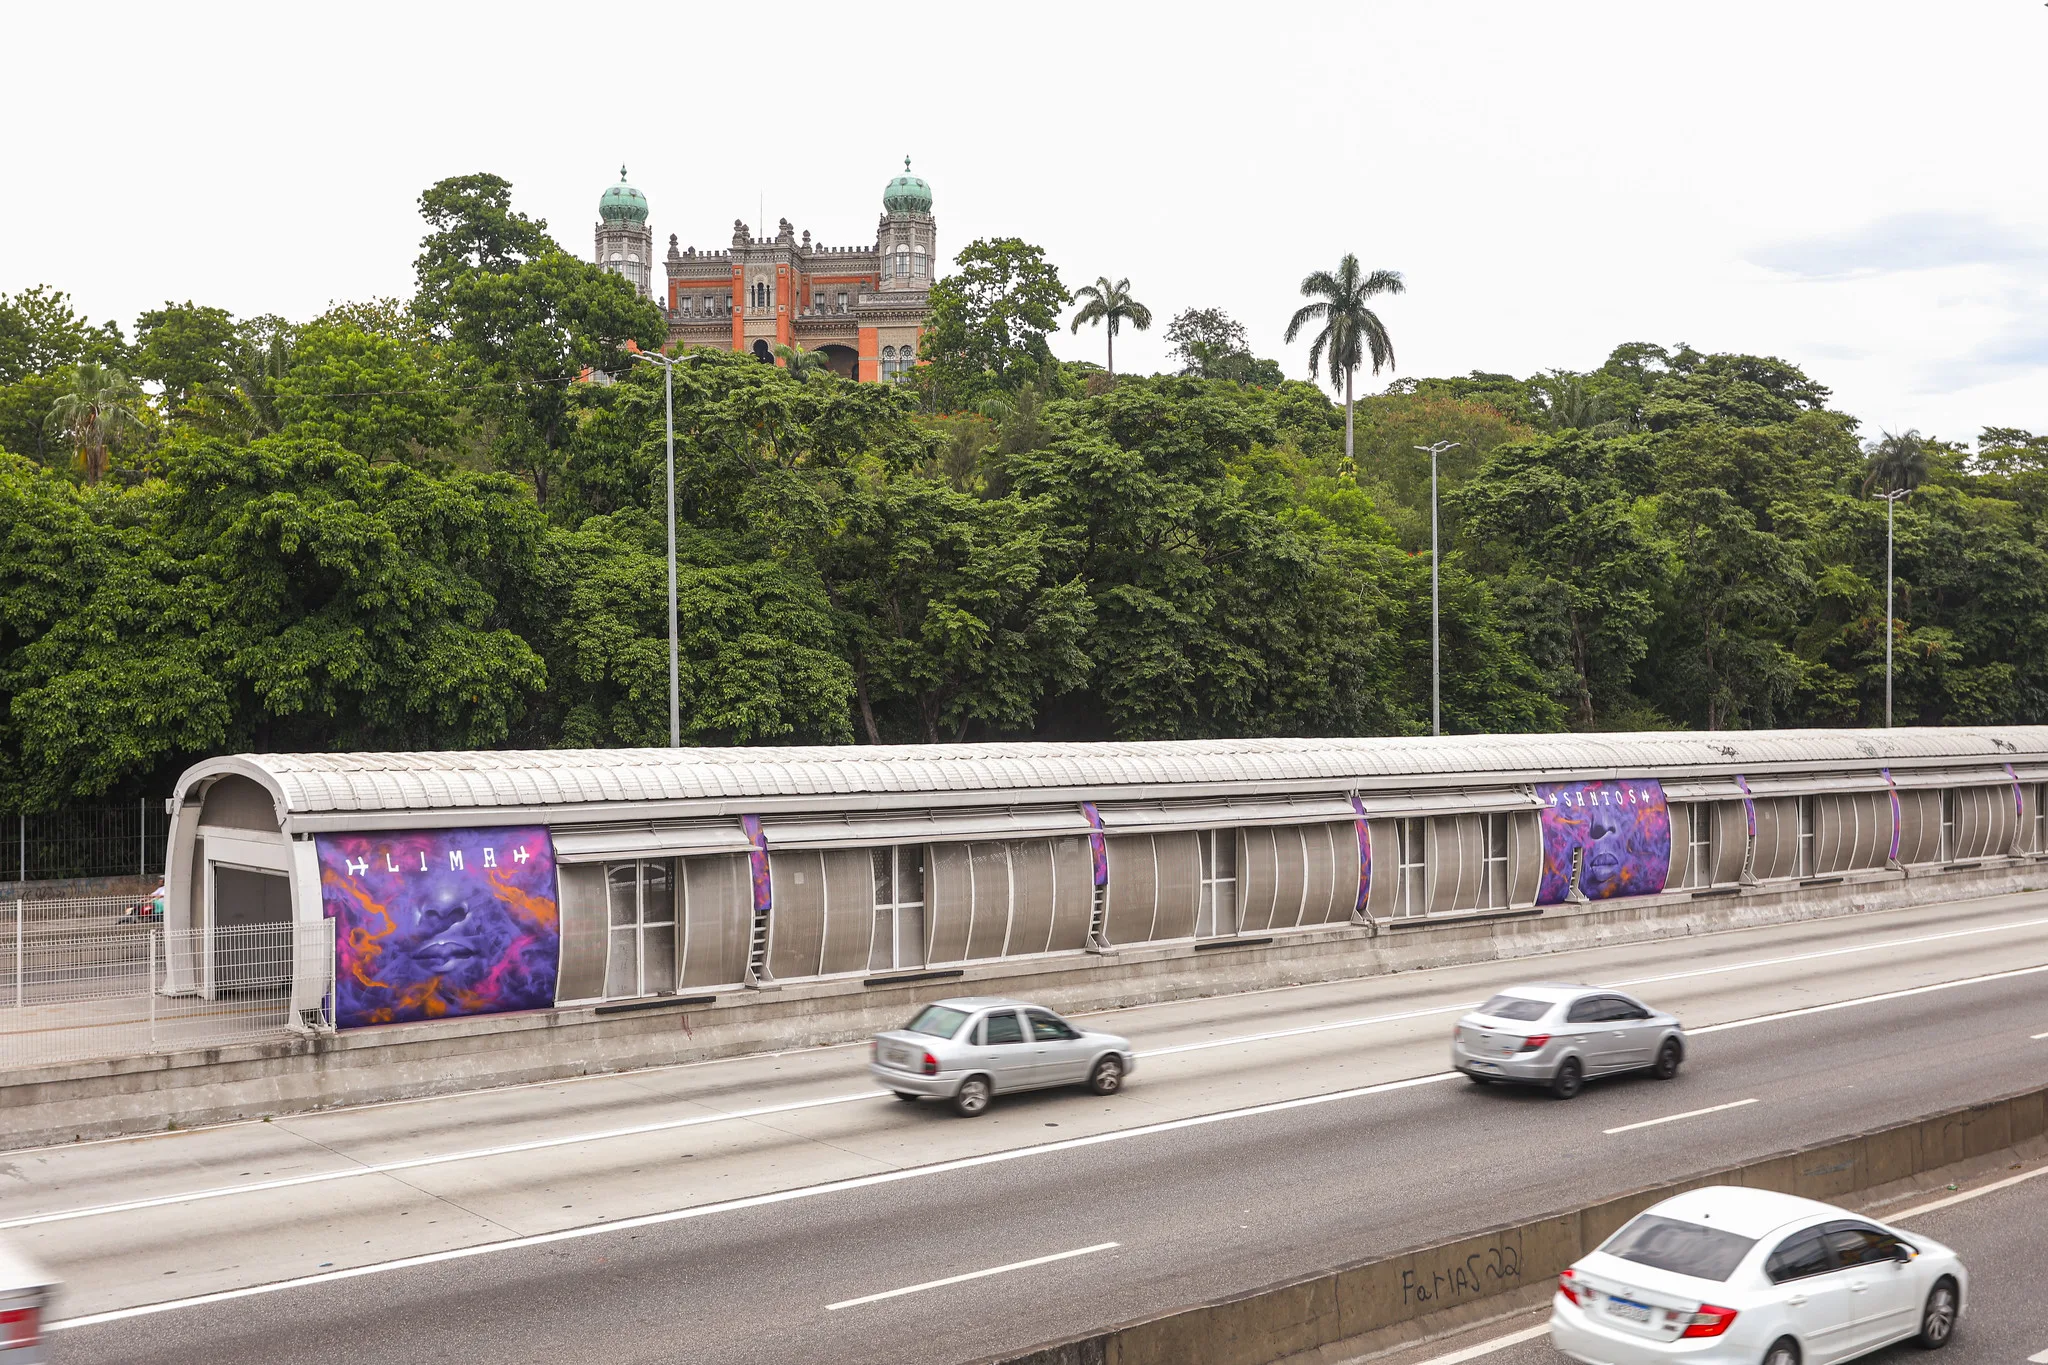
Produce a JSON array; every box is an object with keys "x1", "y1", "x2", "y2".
[
  {"x1": 1874, "y1": 486, "x2": 1909, "y2": 728},
  {"x1": 1416, "y1": 441, "x2": 1461, "y2": 737},
  {"x1": 628, "y1": 343, "x2": 699, "y2": 748}
]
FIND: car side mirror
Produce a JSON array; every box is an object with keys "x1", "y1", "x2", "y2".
[{"x1": 1890, "y1": 1243, "x2": 1913, "y2": 1263}]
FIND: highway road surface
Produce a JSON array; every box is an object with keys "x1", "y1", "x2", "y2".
[{"x1": 13, "y1": 889, "x2": 2048, "y2": 1364}]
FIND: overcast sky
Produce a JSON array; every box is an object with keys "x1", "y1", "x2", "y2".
[{"x1": 3, "y1": 1, "x2": 2042, "y2": 442}]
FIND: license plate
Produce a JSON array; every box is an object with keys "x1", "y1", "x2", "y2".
[
  {"x1": 1472, "y1": 1060, "x2": 1500, "y2": 1072},
  {"x1": 1606, "y1": 1298, "x2": 1652, "y2": 1323},
  {"x1": 886, "y1": 1048, "x2": 912, "y2": 1068}
]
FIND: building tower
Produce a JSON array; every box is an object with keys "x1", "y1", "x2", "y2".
[
  {"x1": 873, "y1": 157, "x2": 935, "y2": 379},
  {"x1": 595, "y1": 166, "x2": 653, "y2": 299}
]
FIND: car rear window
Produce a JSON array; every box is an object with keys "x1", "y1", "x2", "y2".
[
  {"x1": 905, "y1": 1005, "x2": 969, "y2": 1039},
  {"x1": 1478, "y1": 994, "x2": 1551, "y2": 1021},
  {"x1": 1602, "y1": 1214, "x2": 1757, "y2": 1283}
]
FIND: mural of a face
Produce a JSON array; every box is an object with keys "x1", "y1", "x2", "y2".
[
  {"x1": 317, "y1": 826, "x2": 559, "y2": 1028},
  {"x1": 1535, "y1": 780, "x2": 1670, "y2": 903}
]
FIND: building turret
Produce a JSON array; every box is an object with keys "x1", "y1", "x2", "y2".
[
  {"x1": 877, "y1": 156, "x2": 936, "y2": 296},
  {"x1": 594, "y1": 166, "x2": 654, "y2": 299}
]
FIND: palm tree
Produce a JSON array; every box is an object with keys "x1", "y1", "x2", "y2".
[
  {"x1": 772, "y1": 342, "x2": 836, "y2": 382},
  {"x1": 1069, "y1": 277, "x2": 1153, "y2": 379},
  {"x1": 1283, "y1": 255, "x2": 1404, "y2": 463},
  {"x1": 1862, "y1": 429, "x2": 1929, "y2": 496},
  {"x1": 46, "y1": 360, "x2": 146, "y2": 484}
]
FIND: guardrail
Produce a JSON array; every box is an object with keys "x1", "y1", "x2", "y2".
[
  {"x1": 984, "y1": 1085, "x2": 2048, "y2": 1365},
  {"x1": 0, "y1": 906, "x2": 333, "y2": 1070}
]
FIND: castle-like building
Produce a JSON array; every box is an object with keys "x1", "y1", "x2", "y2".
[{"x1": 594, "y1": 161, "x2": 936, "y2": 383}]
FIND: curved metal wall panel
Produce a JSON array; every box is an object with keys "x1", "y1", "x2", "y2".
[
  {"x1": 1750, "y1": 797, "x2": 1799, "y2": 881},
  {"x1": 555, "y1": 862, "x2": 608, "y2": 1003},
  {"x1": 681, "y1": 853, "x2": 750, "y2": 990},
  {"x1": 1049, "y1": 837, "x2": 1093, "y2": 951},
  {"x1": 1708, "y1": 803, "x2": 1747, "y2": 885},
  {"x1": 1237, "y1": 827, "x2": 1280, "y2": 933},
  {"x1": 1007, "y1": 841, "x2": 1056, "y2": 956},
  {"x1": 1103, "y1": 835, "x2": 1157, "y2": 946},
  {"x1": 1301, "y1": 822, "x2": 1348, "y2": 925},
  {"x1": 1366, "y1": 820, "x2": 1399, "y2": 919},
  {"x1": 818, "y1": 849, "x2": 874, "y2": 977},
  {"x1": 1508, "y1": 812, "x2": 1542, "y2": 906},
  {"x1": 965, "y1": 843, "x2": 1013, "y2": 961},
  {"x1": 767, "y1": 850, "x2": 826, "y2": 980},
  {"x1": 1151, "y1": 832, "x2": 1202, "y2": 941},
  {"x1": 1896, "y1": 790, "x2": 1942, "y2": 865},
  {"x1": 1667, "y1": 804, "x2": 1693, "y2": 890},
  {"x1": 1268, "y1": 829, "x2": 1307, "y2": 930},
  {"x1": 925, "y1": 843, "x2": 973, "y2": 964}
]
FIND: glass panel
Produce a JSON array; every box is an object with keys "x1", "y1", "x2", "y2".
[
  {"x1": 1199, "y1": 830, "x2": 1215, "y2": 878},
  {"x1": 897, "y1": 902, "x2": 926, "y2": 967},
  {"x1": 1601, "y1": 1215, "x2": 1756, "y2": 1283},
  {"x1": 872, "y1": 847, "x2": 893, "y2": 905},
  {"x1": 607, "y1": 864, "x2": 637, "y2": 928},
  {"x1": 604, "y1": 927, "x2": 637, "y2": 999},
  {"x1": 899, "y1": 846, "x2": 924, "y2": 905},
  {"x1": 869, "y1": 903, "x2": 894, "y2": 971},
  {"x1": 643, "y1": 926, "x2": 676, "y2": 994},
  {"x1": 982, "y1": 1011, "x2": 1025, "y2": 1045},
  {"x1": 642, "y1": 860, "x2": 675, "y2": 927},
  {"x1": 906, "y1": 1004, "x2": 968, "y2": 1038}
]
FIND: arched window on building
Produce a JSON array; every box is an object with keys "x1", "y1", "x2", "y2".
[
  {"x1": 836, "y1": 291, "x2": 848, "y2": 313},
  {"x1": 896, "y1": 245, "x2": 910, "y2": 280},
  {"x1": 881, "y1": 345, "x2": 897, "y2": 379},
  {"x1": 913, "y1": 247, "x2": 926, "y2": 279}
]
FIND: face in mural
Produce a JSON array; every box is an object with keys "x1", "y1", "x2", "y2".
[
  {"x1": 1535, "y1": 780, "x2": 1670, "y2": 903},
  {"x1": 317, "y1": 827, "x2": 559, "y2": 1028}
]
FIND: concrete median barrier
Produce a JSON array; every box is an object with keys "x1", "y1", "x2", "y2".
[{"x1": 981, "y1": 1084, "x2": 2048, "y2": 1365}]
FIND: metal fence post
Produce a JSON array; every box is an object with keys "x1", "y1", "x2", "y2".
[
  {"x1": 139, "y1": 797, "x2": 146, "y2": 877},
  {"x1": 148, "y1": 927, "x2": 159, "y2": 1046},
  {"x1": 12, "y1": 898, "x2": 20, "y2": 1012}
]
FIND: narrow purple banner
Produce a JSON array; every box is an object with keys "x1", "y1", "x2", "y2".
[
  {"x1": 317, "y1": 826, "x2": 558, "y2": 1029},
  {"x1": 1349, "y1": 794, "x2": 1373, "y2": 914}
]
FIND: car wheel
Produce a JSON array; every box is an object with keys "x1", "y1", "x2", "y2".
[
  {"x1": 1088, "y1": 1055, "x2": 1125, "y2": 1096},
  {"x1": 1916, "y1": 1277, "x2": 1959, "y2": 1348},
  {"x1": 952, "y1": 1076, "x2": 992, "y2": 1117},
  {"x1": 1762, "y1": 1336, "x2": 1800, "y2": 1365},
  {"x1": 1652, "y1": 1038, "x2": 1682, "y2": 1080},
  {"x1": 1549, "y1": 1056, "x2": 1584, "y2": 1100},
  {"x1": 891, "y1": 1091, "x2": 919, "y2": 1103}
]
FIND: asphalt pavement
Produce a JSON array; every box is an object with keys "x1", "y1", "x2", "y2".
[{"x1": 27, "y1": 890, "x2": 2048, "y2": 1365}]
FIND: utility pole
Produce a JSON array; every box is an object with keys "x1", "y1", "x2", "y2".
[
  {"x1": 1876, "y1": 486, "x2": 1909, "y2": 727},
  {"x1": 1416, "y1": 442, "x2": 1461, "y2": 737},
  {"x1": 630, "y1": 345, "x2": 698, "y2": 747}
]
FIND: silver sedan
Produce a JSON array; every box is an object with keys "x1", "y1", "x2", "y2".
[
  {"x1": 1451, "y1": 983, "x2": 1685, "y2": 1099},
  {"x1": 869, "y1": 996, "x2": 1137, "y2": 1117}
]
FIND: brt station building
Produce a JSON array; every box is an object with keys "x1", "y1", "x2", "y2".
[{"x1": 161, "y1": 729, "x2": 2048, "y2": 1037}]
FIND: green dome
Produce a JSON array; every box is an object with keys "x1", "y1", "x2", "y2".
[
  {"x1": 599, "y1": 166, "x2": 648, "y2": 224},
  {"x1": 883, "y1": 156, "x2": 932, "y2": 215}
]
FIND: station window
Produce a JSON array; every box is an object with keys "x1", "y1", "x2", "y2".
[
  {"x1": 1683, "y1": 805, "x2": 1714, "y2": 888},
  {"x1": 1797, "y1": 796, "x2": 1816, "y2": 877},
  {"x1": 2036, "y1": 784, "x2": 2048, "y2": 854},
  {"x1": 1196, "y1": 829, "x2": 1238, "y2": 937},
  {"x1": 1397, "y1": 818, "x2": 1426, "y2": 917},
  {"x1": 603, "y1": 859, "x2": 677, "y2": 999},
  {"x1": 1941, "y1": 789, "x2": 1957, "y2": 862},
  {"x1": 1479, "y1": 812, "x2": 1509, "y2": 909},
  {"x1": 869, "y1": 846, "x2": 926, "y2": 972}
]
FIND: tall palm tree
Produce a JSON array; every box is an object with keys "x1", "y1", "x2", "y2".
[
  {"x1": 1069, "y1": 277, "x2": 1153, "y2": 379},
  {"x1": 46, "y1": 360, "x2": 146, "y2": 485},
  {"x1": 1283, "y1": 255, "x2": 1404, "y2": 463},
  {"x1": 1862, "y1": 429, "x2": 1929, "y2": 496}
]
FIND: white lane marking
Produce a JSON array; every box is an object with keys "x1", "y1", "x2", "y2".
[
  {"x1": 25, "y1": 955, "x2": 2048, "y2": 1234},
  {"x1": 1688, "y1": 962, "x2": 2048, "y2": 1037},
  {"x1": 1405, "y1": 1323, "x2": 1551, "y2": 1365},
  {"x1": 0, "y1": 1089, "x2": 886, "y2": 1231},
  {"x1": 1603, "y1": 1098, "x2": 1758, "y2": 1135},
  {"x1": 2032, "y1": 1030, "x2": 2048, "y2": 1040},
  {"x1": 825, "y1": 1241, "x2": 1118, "y2": 1311},
  {"x1": 2027, "y1": 1350, "x2": 2048, "y2": 1364},
  {"x1": 49, "y1": 1072, "x2": 1458, "y2": 1331},
  {"x1": 1888, "y1": 1161, "x2": 2048, "y2": 1222}
]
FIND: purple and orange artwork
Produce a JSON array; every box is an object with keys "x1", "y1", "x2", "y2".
[
  {"x1": 1535, "y1": 780, "x2": 1670, "y2": 903},
  {"x1": 316, "y1": 826, "x2": 560, "y2": 1029}
]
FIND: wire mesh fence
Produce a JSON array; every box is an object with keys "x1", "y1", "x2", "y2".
[
  {"x1": 1, "y1": 802, "x2": 171, "y2": 883},
  {"x1": 0, "y1": 903, "x2": 333, "y2": 1071}
]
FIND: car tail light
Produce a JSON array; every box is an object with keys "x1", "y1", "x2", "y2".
[
  {"x1": 870, "y1": 1040, "x2": 878, "y2": 1061},
  {"x1": 1677, "y1": 1304, "x2": 1738, "y2": 1338},
  {"x1": 1520, "y1": 1034, "x2": 1551, "y2": 1051},
  {"x1": 1557, "y1": 1269, "x2": 1581, "y2": 1306},
  {"x1": 921, "y1": 1051, "x2": 939, "y2": 1076},
  {"x1": 2, "y1": 1305, "x2": 42, "y2": 1349}
]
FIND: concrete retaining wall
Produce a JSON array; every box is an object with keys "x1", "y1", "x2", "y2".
[
  {"x1": 3, "y1": 858, "x2": 2043, "y2": 1150},
  {"x1": 983, "y1": 1086, "x2": 2048, "y2": 1365}
]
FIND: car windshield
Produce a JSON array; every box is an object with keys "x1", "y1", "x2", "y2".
[
  {"x1": 1477, "y1": 994, "x2": 1551, "y2": 1022},
  {"x1": 1602, "y1": 1214, "x2": 1757, "y2": 1283},
  {"x1": 904, "y1": 1005, "x2": 970, "y2": 1039}
]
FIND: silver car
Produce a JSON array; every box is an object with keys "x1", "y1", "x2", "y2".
[
  {"x1": 1451, "y1": 982, "x2": 1685, "y2": 1099},
  {"x1": 869, "y1": 996, "x2": 1137, "y2": 1117},
  {"x1": 0, "y1": 1236, "x2": 57, "y2": 1364}
]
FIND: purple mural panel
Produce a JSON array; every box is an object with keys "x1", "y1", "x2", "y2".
[
  {"x1": 1081, "y1": 802, "x2": 1109, "y2": 888},
  {"x1": 1349, "y1": 794, "x2": 1373, "y2": 914},
  {"x1": 1535, "y1": 780, "x2": 1670, "y2": 904},
  {"x1": 317, "y1": 826, "x2": 559, "y2": 1029},
  {"x1": 741, "y1": 815, "x2": 771, "y2": 911}
]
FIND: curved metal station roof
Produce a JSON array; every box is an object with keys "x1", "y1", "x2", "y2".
[{"x1": 177, "y1": 728, "x2": 2048, "y2": 822}]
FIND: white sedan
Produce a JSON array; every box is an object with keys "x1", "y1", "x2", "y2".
[{"x1": 1550, "y1": 1186, "x2": 1964, "y2": 1365}]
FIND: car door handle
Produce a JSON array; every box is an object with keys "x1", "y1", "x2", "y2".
[
  {"x1": 1786, "y1": 1294, "x2": 1808, "y2": 1308},
  {"x1": 1849, "y1": 1281, "x2": 1867, "y2": 1293}
]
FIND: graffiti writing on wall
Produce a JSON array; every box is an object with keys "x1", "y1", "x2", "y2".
[
  {"x1": 316, "y1": 826, "x2": 559, "y2": 1028},
  {"x1": 1535, "y1": 780, "x2": 1669, "y2": 903}
]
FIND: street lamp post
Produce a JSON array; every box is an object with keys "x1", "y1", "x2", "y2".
[
  {"x1": 1416, "y1": 441, "x2": 1461, "y2": 737},
  {"x1": 1875, "y1": 486, "x2": 1909, "y2": 728},
  {"x1": 630, "y1": 346, "x2": 696, "y2": 748}
]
